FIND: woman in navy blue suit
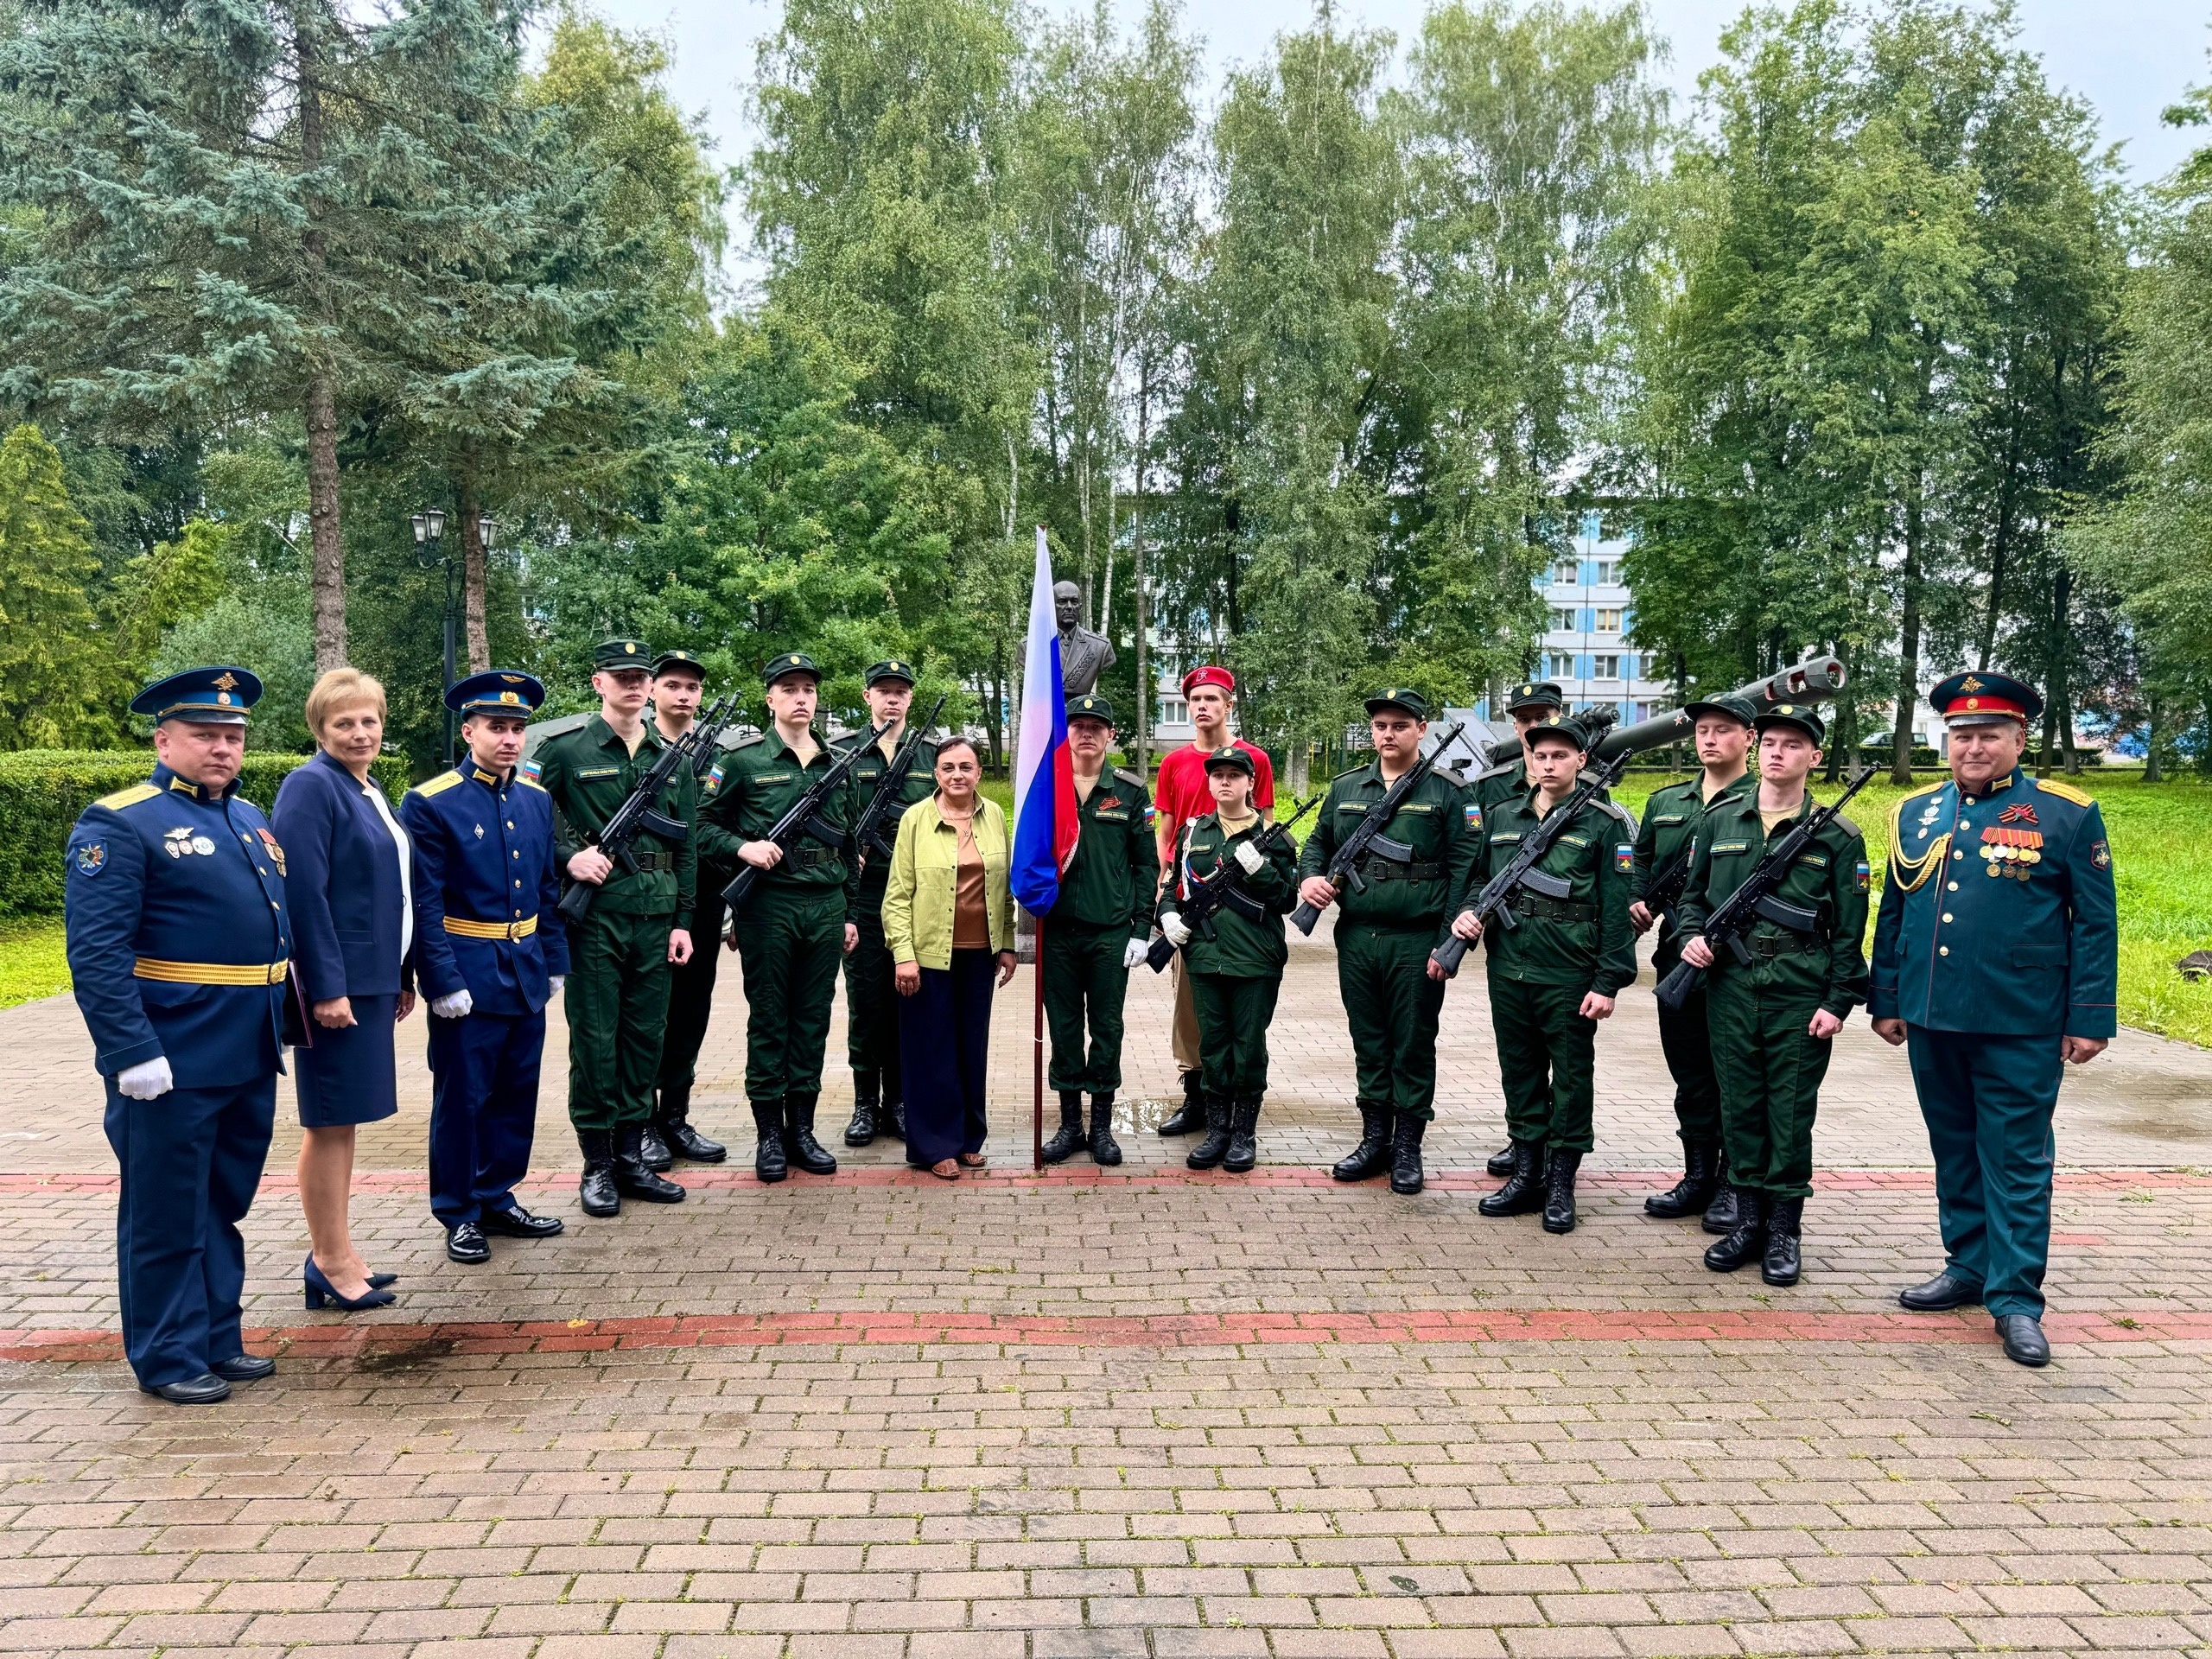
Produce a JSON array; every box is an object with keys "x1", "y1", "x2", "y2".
[{"x1": 270, "y1": 669, "x2": 416, "y2": 1312}]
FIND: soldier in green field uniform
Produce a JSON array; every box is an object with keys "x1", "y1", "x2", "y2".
[
  {"x1": 644, "y1": 648, "x2": 728, "y2": 1171},
  {"x1": 1158, "y1": 747, "x2": 1297, "y2": 1173},
  {"x1": 1675, "y1": 704, "x2": 1868, "y2": 1287},
  {"x1": 1628, "y1": 693, "x2": 1754, "y2": 1224},
  {"x1": 1870, "y1": 671, "x2": 2118, "y2": 1369},
  {"x1": 531, "y1": 639, "x2": 696, "y2": 1217},
  {"x1": 700, "y1": 652, "x2": 856, "y2": 1184},
  {"x1": 1297, "y1": 688, "x2": 1480, "y2": 1198},
  {"x1": 1040, "y1": 694, "x2": 1157, "y2": 1166},
  {"x1": 835, "y1": 659, "x2": 938, "y2": 1147},
  {"x1": 1455, "y1": 715, "x2": 1637, "y2": 1235}
]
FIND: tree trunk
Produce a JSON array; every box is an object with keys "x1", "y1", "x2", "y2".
[
  {"x1": 1977, "y1": 384, "x2": 2025, "y2": 671},
  {"x1": 2050, "y1": 563, "x2": 2076, "y2": 775},
  {"x1": 296, "y1": 1, "x2": 345, "y2": 672},
  {"x1": 1891, "y1": 478, "x2": 1924, "y2": 786},
  {"x1": 1131, "y1": 346, "x2": 1152, "y2": 778},
  {"x1": 459, "y1": 473, "x2": 490, "y2": 673},
  {"x1": 2144, "y1": 691, "x2": 2164, "y2": 783}
]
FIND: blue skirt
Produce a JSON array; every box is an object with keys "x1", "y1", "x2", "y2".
[{"x1": 294, "y1": 993, "x2": 401, "y2": 1128}]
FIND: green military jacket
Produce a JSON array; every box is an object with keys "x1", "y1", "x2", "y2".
[
  {"x1": 1296, "y1": 759, "x2": 1479, "y2": 935},
  {"x1": 1161, "y1": 811, "x2": 1297, "y2": 978},
  {"x1": 1675, "y1": 788, "x2": 1871, "y2": 1018},
  {"x1": 1052, "y1": 768, "x2": 1159, "y2": 936},
  {"x1": 699, "y1": 727, "x2": 856, "y2": 917},
  {"x1": 532, "y1": 715, "x2": 699, "y2": 924},
  {"x1": 834, "y1": 726, "x2": 940, "y2": 908},
  {"x1": 1469, "y1": 747, "x2": 1525, "y2": 821},
  {"x1": 1473, "y1": 784, "x2": 1638, "y2": 995},
  {"x1": 1631, "y1": 772, "x2": 1753, "y2": 946}
]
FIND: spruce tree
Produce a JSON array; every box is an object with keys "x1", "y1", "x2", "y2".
[{"x1": 0, "y1": 423, "x2": 105, "y2": 746}]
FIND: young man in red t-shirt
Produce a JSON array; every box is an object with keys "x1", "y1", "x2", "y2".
[{"x1": 1152, "y1": 665, "x2": 1275, "y2": 1135}]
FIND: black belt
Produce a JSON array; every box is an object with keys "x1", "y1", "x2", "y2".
[
  {"x1": 627, "y1": 849, "x2": 676, "y2": 874},
  {"x1": 1511, "y1": 894, "x2": 1597, "y2": 924},
  {"x1": 1358, "y1": 858, "x2": 1445, "y2": 883},
  {"x1": 790, "y1": 844, "x2": 839, "y2": 871},
  {"x1": 1746, "y1": 931, "x2": 1828, "y2": 959}
]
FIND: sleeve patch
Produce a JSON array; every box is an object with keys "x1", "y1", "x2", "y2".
[
  {"x1": 1615, "y1": 844, "x2": 1634, "y2": 874},
  {"x1": 1465, "y1": 802, "x2": 1483, "y2": 830},
  {"x1": 73, "y1": 842, "x2": 106, "y2": 877},
  {"x1": 2090, "y1": 839, "x2": 2111, "y2": 869},
  {"x1": 1855, "y1": 860, "x2": 1871, "y2": 893},
  {"x1": 519, "y1": 759, "x2": 543, "y2": 783}
]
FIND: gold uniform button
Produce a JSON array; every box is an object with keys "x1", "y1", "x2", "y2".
[
  {"x1": 1948, "y1": 881, "x2": 1959, "y2": 892},
  {"x1": 513, "y1": 879, "x2": 523, "y2": 888},
  {"x1": 1952, "y1": 849, "x2": 1964, "y2": 861},
  {"x1": 1941, "y1": 912, "x2": 1953, "y2": 923},
  {"x1": 1939, "y1": 945, "x2": 1950, "y2": 957}
]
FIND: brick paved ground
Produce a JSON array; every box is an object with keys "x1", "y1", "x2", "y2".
[{"x1": 3, "y1": 922, "x2": 2209, "y2": 1656}]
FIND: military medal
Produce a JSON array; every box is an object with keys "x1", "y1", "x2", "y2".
[
  {"x1": 163, "y1": 826, "x2": 194, "y2": 858},
  {"x1": 1980, "y1": 823, "x2": 2040, "y2": 880},
  {"x1": 190, "y1": 835, "x2": 216, "y2": 856}
]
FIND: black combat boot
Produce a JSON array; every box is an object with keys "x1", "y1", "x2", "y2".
[
  {"x1": 1701, "y1": 1152, "x2": 1739, "y2": 1235},
  {"x1": 1762, "y1": 1197, "x2": 1804, "y2": 1287},
  {"x1": 1541, "y1": 1148, "x2": 1582, "y2": 1235},
  {"x1": 1157, "y1": 1069, "x2": 1207, "y2": 1136},
  {"x1": 785, "y1": 1091, "x2": 838, "y2": 1175},
  {"x1": 1332, "y1": 1103, "x2": 1391, "y2": 1182},
  {"x1": 639, "y1": 1120, "x2": 674, "y2": 1172},
  {"x1": 880, "y1": 1061, "x2": 906, "y2": 1141},
  {"x1": 1703, "y1": 1187, "x2": 1770, "y2": 1272},
  {"x1": 751, "y1": 1099, "x2": 788, "y2": 1185},
  {"x1": 1486, "y1": 1143, "x2": 1516, "y2": 1178},
  {"x1": 1644, "y1": 1141, "x2": 1720, "y2": 1219},
  {"x1": 614, "y1": 1124, "x2": 686, "y2": 1203},
  {"x1": 845, "y1": 1069, "x2": 880, "y2": 1147},
  {"x1": 1089, "y1": 1093, "x2": 1122, "y2": 1166},
  {"x1": 655, "y1": 1082, "x2": 726, "y2": 1163},
  {"x1": 1186, "y1": 1095, "x2": 1231, "y2": 1169},
  {"x1": 1389, "y1": 1114, "x2": 1427, "y2": 1195},
  {"x1": 1041, "y1": 1090, "x2": 1086, "y2": 1164},
  {"x1": 577, "y1": 1128, "x2": 620, "y2": 1217},
  {"x1": 1478, "y1": 1141, "x2": 1546, "y2": 1217},
  {"x1": 1224, "y1": 1096, "x2": 1262, "y2": 1174}
]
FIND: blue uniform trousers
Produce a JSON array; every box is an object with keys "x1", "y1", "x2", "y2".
[
  {"x1": 104, "y1": 1076, "x2": 276, "y2": 1388},
  {"x1": 428, "y1": 1010, "x2": 545, "y2": 1226},
  {"x1": 1906, "y1": 1027, "x2": 2063, "y2": 1319}
]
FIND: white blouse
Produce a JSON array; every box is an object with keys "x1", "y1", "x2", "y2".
[{"x1": 359, "y1": 776, "x2": 413, "y2": 960}]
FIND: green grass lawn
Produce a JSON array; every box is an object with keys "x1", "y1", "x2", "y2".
[{"x1": 0, "y1": 918, "x2": 69, "y2": 1010}]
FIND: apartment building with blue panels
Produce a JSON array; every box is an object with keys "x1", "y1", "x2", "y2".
[{"x1": 1474, "y1": 514, "x2": 1673, "y2": 725}]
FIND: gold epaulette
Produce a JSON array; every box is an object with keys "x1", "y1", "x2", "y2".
[
  {"x1": 412, "y1": 771, "x2": 465, "y2": 798},
  {"x1": 518, "y1": 776, "x2": 547, "y2": 791},
  {"x1": 93, "y1": 783, "x2": 160, "y2": 811},
  {"x1": 2036, "y1": 777, "x2": 2094, "y2": 808}
]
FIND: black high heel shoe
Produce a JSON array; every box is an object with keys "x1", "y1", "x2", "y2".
[{"x1": 304, "y1": 1255, "x2": 396, "y2": 1312}]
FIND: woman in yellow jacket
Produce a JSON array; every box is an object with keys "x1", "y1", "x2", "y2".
[{"x1": 880, "y1": 737, "x2": 1017, "y2": 1179}]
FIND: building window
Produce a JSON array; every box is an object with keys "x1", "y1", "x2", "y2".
[
  {"x1": 1595, "y1": 607, "x2": 1623, "y2": 632},
  {"x1": 1160, "y1": 698, "x2": 1186, "y2": 726},
  {"x1": 1594, "y1": 559, "x2": 1622, "y2": 585},
  {"x1": 1548, "y1": 653, "x2": 1576, "y2": 680},
  {"x1": 1549, "y1": 607, "x2": 1577, "y2": 632},
  {"x1": 1592, "y1": 654, "x2": 1621, "y2": 680},
  {"x1": 1553, "y1": 559, "x2": 1579, "y2": 585}
]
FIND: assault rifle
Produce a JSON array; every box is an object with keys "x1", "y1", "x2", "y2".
[
  {"x1": 853, "y1": 692, "x2": 948, "y2": 872},
  {"x1": 555, "y1": 701, "x2": 733, "y2": 925},
  {"x1": 1289, "y1": 721, "x2": 1465, "y2": 938},
  {"x1": 1148, "y1": 795, "x2": 1321, "y2": 972},
  {"x1": 1643, "y1": 841, "x2": 1696, "y2": 931},
  {"x1": 687, "y1": 694, "x2": 741, "y2": 779},
  {"x1": 721, "y1": 719, "x2": 892, "y2": 910},
  {"x1": 1429, "y1": 708, "x2": 1624, "y2": 977},
  {"x1": 1652, "y1": 765, "x2": 1878, "y2": 1014}
]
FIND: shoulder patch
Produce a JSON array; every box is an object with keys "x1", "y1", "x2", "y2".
[
  {"x1": 1114, "y1": 767, "x2": 1146, "y2": 790},
  {"x1": 414, "y1": 772, "x2": 465, "y2": 798},
  {"x1": 1435, "y1": 766, "x2": 1467, "y2": 788},
  {"x1": 1476, "y1": 759, "x2": 1522, "y2": 782},
  {"x1": 2035, "y1": 777, "x2": 2094, "y2": 808},
  {"x1": 1829, "y1": 811, "x2": 1860, "y2": 839},
  {"x1": 518, "y1": 777, "x2": 548, "y2": 791},
  {"x1": 92, "y1": 783, "x2": 159, "y2": 811},
  {"x1": 1599, "y1": 799, "x2": 1637, "y2": 832},
  {"x1": 1331, "y1": 762, "x2": 1369, "y2": 782},
  {"x1": 729, "y1": 732, "x2": 766, "y2": 750}
]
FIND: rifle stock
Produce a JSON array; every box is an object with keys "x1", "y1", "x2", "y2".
[
  {"x1": 1290, "y1": 722, "x2": 1464, "y2": 937},
  {"x1": 556, "y1": 713, "x2": 707, "y2": 924},
  {"x1": 721, "y1": 719, "x2": 890, "y2": 910}
]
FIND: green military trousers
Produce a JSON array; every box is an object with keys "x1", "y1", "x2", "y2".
[
  {"x1": 1706, "y1": 974, "x2": 1830, "y2": 1200},
  {"x1": 1651, "y1": 934, "x2": 1724, "y2": 1148},
  {"x1": 1337, "y1": 923, "x2": 1447, "y2": 1120},
  {"x1": 1043, "y1": 922, "x2": 1130, "y2": 1094},
  {"x1": 1489, "y1": 976, "x2": 1598, "y2": 1154},
  {"x1": 844, "y1": 905, "x2": 902, "y2": 1097},
  {"x1": 568, "y1": 907, "x2": 674, "y2": 1132},
  {"x1": 657, "y1": 889, "x2": 722, "y2": 1103},
  {"x1": 1192, "y1": 971, "x2": 1281, "y2": 1102},
  {"x1": 734, "y1": 885, "x2": 846, "y2": 1102}
]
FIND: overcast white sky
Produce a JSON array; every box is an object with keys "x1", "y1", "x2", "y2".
[{"x1": 592, "y1": 0, "x2": 2212, "y2": 291}]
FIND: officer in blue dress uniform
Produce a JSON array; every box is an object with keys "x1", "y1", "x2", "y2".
[
  {"x1": 65, "y1": 668, "x2": 290, "y2": 1404},
  {"x1": 1870, "y1": 671, "x2": 2119, "y2": 1368},
  {"x1": 402, "y1": 671, "x2": 572, "y2": 1265}
]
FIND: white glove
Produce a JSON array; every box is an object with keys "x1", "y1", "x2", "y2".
[
  {"x1": 548, "y1": 976, "x2": 564, "y2": 995},
  {"x1": 1233, "y1": 841, "x2": 1266, "y2": 875},
  {"x1": 1160, "y1": 911, "x2": 1192, "y2": 948},
  {"x1": 430, "y1": 989, "x2": 474, "y2": 1020},
  {"x1": 1122, "y1": 937, "x2": 1149, "y2": 970},
  {"x1": 117, "y1": 1057, "x2": 174, "y2": 1101}
]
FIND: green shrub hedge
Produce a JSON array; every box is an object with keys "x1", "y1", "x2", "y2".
[{"x1": 0, "y1": 749, "x2": 410, "y2": 918}]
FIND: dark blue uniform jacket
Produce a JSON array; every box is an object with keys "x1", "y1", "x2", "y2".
[
  {"x1": 270, "y1": 750, "x2": 410, "y2": 1003},
  {"x1": 401, "y1": 763, "x2": 569, "y2": 1017}
]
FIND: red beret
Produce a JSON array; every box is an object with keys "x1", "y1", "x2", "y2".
[{"x1": 1180, "y1": 665, "x2": 1236, "y2": 696}]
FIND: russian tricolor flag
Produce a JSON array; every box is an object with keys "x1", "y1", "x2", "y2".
[{"x1": 1011, "y1": 526, "x2": 1079, "y2": 911}]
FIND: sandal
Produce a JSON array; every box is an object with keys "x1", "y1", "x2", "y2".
[
  {"x1": 957, "y1": 1152, "x2": 988, "y2": 1167},
  {"x1": 931, "y1": 1159, "x2": 960, "y2": 1180}
]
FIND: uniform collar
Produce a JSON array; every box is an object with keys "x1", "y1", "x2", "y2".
[
  {"x1": 152, "y1": 762, "x2": 235, "y2": 804},
  {"x1": 468, "y1": 763, "x2": 512, "y2": 790},
  {"x1": 586, "y1": 713, "x2": 661, "y2": 753},
  {"x1": 766, "y1": 725, "x2": 825, "y2": 765},
  {"x1": 1957, "y1": 766, "x2": 2021, "y2": 804}
]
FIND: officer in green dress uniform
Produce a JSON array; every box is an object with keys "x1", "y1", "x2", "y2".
[
  {"x1": 1629, "y1": 693, "x2": 1755, "y2": 1224},
  {"x1": 1674, "y1": 705, "x2": 1868, "y2": 1286},
  {"x1": 1296, "y1": 688, "x2": 1480, "y2": 1197},
  {"x1": 1870, "y1": 671, "x2": 2118, "y2": 1368},
  {"x1": 1452, "y1": 715, "x2": 1637, "y2": 1235},
  {"x1": 701, "y1": 652, "x2": 857, "y2": 1183},
  {"x1": 645, "y1": 647, "x2": 728, "y2": 1169},
  {"x1": 1040, "y1": 693, "x2": 1158, "y2": 1166},
  {"x1": 531, "y1": 639, "x2": 696, "y2": 1215},
  {"x1": 834, "y1": 659, "x2": 937, "y2": 1147},
  {"x1": 1158, "y1": 747, "x2": 1297, "y2": 1173}
]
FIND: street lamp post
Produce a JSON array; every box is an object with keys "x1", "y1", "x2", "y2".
[{"x1": 413, "y1": 509, "x2": 503, "y2": 764}]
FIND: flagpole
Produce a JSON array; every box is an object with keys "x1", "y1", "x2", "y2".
[{"x1": 1033, "y1": 913, "x2": 1045, "y2": 1171}]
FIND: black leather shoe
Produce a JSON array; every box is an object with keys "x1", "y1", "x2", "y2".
[
  {"x1": 1996, "y1": 1313, "x2": 2050, "y2": 1367},
  {"x1": 1479, "y1": 1141, "x2": 1546, "y2": 1217},
  {"x1": 1157, "y1": 1071, "x2": 1207, "y2": 1136},
  {"x1": 140, "y1": 1373, "x2": 230, "y2": 1405},
  {"x1": 883, "y1": 1097, "x2": 906, "y2": 1141},
  {"x1": 1701, "y1": 1179, "x2": 1740, "y2": 1236},
  {"x1": 446, "y1": 1221, "x2": 490, "y2": 1263},
  {"x1": 785, "y1": 1091, "x2": 838, "y2": 1175},
  {"x1": 638, "y1": 1121, "x2": 674, "y2": 1172},
  {"x1": 845, "y1": 1070, "x2": 880, "y2": 1146},
  {"x1": 1186, "y1": 1096, "x2": 1231, "y2": 1169},
  {"x1": 1541, "y1": 1148, "x2": 1581, "y2": 1235},
  {"x1": 1041, "y1": 1091, "x2": 1086, "y2": 1164},
  {"x1": 1486, "y1": 1143, "x2": 1516, "y2": 1178},
  {"x1": 1088, "y1": 1093, "x2": 1122, "y2": 1166},
  {"x1": 1223, "y1": 1096, "x2": 1260, "y2": 1173},
  {"x1": 1761, "y1": 1197, "x2": 1803, "y2": 1287},
  {"x1": 752, "y1": 1098, "x2": 788, "y2": 1184},
  {"x1": 1703, "y1": 1189, "x2": 1769, "y2": 1272},
  {"x1": 614, "y1": 1124, "x2": 686, "y2": 1203},
  {"x1": 661, "y1": 1116, "x2": 726, "y2": 1162},
  {"x1": 1644, "y1": 1142, "x2": 1721, "y2": 1219},
  {"x1": 1332, "y1": 1103, "x2": 1391, "y2": 1182},
  {"x1": 482, "y1": 1205, "x2": 564, "y2": 1239},
  {"x1": 578, "y1": 1129, "x2": 620, "y2": 1217},
  {"x1": 1389, "y1": 1113, "x2": 1427, "y2": 1196},
  {"x1": 210, "y1": 1354, "x2": 275, "y2": 1382},
  {"x1": 1898, "y1": 1270, "x2": 1984, "y2": 1311}
]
